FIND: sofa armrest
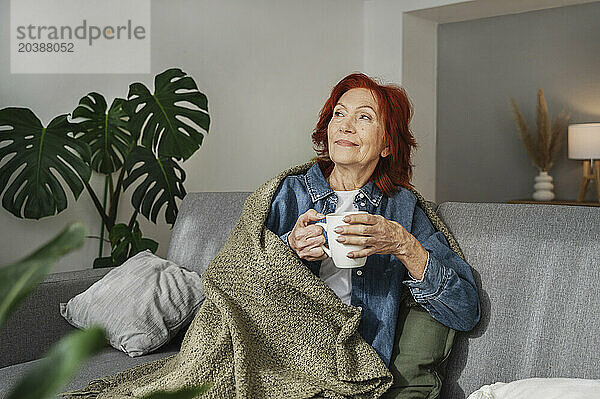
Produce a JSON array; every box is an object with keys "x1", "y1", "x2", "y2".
[{"x1": 0, "y1": 267, "x2": 114, "y2": 369}]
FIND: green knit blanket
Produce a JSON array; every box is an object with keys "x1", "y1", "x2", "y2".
[{"x1": 60, "y1": 161, "x2": 464, "y2": 399}]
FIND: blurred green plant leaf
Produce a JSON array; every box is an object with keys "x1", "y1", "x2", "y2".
[
  {"x1": 0, "y1": 108, "x2": 92, "y2": 219},
  {"x1": 125, "y1": 68, "x2": 210, "y2": 161},
  {"x1": 0, "y1": 222, "x2": 86, "y2": 326},
  {"x1": 123, "y1": 146, "x2": 186, "y2": 225},
  {"x1": 72, "y1": 93, "x2": 135, "y2": 174},
  {"x1": 6, "y1": 326, "x2": 107, "y2": 399},
  {"x1": 140, "y1": 383, "x2": 212, "y2": 399}
]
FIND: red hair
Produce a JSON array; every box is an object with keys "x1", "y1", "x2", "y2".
[{"x1": 312, "y1": 73, "x2": 418, "y2": 197}]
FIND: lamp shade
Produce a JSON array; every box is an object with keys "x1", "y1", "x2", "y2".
[{"x1": 568, "y1": 123, "x2": 600, "y2": 159}]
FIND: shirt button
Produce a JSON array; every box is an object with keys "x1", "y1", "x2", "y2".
[
  {"x1": 357, "y1": 306, "x2": 362, "y2": 311},
  {"x1": 356, "y1": 270, "x2": 363, "y2": 276},
  {"x1": 360, "y1": 202, "x2": 366, "y2": 207},
  {"x1": 359, "y1": 193, "x2": 364, "y2": 198}
]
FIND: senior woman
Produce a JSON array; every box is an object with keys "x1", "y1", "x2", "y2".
[
  {"x1": 60, "y1": 73, "x2": 480, "y2": 399},
  {"x1": 266, "y1": 73, "x2": 481, "y2": 369}
]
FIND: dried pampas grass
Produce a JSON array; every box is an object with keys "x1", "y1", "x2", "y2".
[{"x1": 510, "y1": 89, "x2": 571, "y2": 172}]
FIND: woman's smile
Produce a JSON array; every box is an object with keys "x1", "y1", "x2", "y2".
[{"x1": 335, "y1": 139, "x2": 358, "y2": 147}]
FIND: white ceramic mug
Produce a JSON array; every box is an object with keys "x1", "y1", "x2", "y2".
[{"x1": 315, "y1": 211, "x2": 368, "y2": 268}]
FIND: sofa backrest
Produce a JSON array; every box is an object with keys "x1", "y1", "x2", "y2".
[
  {"x1": 167, "y1": 192, "x2": 251, "y2": 277},
  {"x1": 437, "y1": 202, "x2": 600, "y2": 399}
]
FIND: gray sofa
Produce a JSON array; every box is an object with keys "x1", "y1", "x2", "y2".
[{"x1": 1, "y1": 192, "x2": 599, "y2": 398}]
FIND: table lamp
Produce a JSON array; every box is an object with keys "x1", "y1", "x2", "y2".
[{"x1": 568, "y1": 123, "x2": 600, "y2": 202}]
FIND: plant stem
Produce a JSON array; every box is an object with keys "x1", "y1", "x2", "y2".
[
  {"x1": 128, "y1": 208, "x2": 139, "y2": 229},
  {"x1": 108, "y1": 167, "x2": 126, "y2": 228},
  {"x1": 108, "y1": 172, "x2": 114, "y2": 205},
  {"x1": 83, "y1": 179, "x2": 112, "y2": 230},
  {"x1": 86, "y1": 235, "x2": 111, "y2": 243},
  {"x1": 98, "y1": 175, "x2": 109, "y2": 258}
]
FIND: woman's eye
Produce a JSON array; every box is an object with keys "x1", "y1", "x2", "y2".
[{"x1": 333, "y1": 110, "x2": 371, "y2": 120}]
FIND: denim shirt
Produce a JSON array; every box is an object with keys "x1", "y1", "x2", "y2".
[{"x1": 265, "y1": 162, "x2": 481, "y2": 367}]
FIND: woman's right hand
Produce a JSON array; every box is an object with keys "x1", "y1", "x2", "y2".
[{"x1": 288, "y1": 209, "x2": 328, "y2": 261}]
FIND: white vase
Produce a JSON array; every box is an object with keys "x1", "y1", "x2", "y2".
[{"x1": 532, "y1": 170, "x2": 555, "y2": 201}]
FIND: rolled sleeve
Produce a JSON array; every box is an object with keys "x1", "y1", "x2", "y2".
[
  {"x1": 403, "y1": 250, "x2": 447, "y2": 300},
  {"x1": 396, "y1": 203, "x2": 481, "y2": 332}
]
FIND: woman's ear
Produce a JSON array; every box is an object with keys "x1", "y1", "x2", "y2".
[{"x1": 381, "y1": 146, "x2": 391, "y2": 158}]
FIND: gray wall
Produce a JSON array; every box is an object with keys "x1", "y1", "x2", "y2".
[{"x1": 437, "y1": 1, "x2": 600, "y2": 203}]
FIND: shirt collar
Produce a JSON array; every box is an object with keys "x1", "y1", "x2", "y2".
[{"x1": 304, "y1": 162, "x2": 383, "y2": 206}]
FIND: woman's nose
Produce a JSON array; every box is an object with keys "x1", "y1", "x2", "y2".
[{"x1": 340, "y1": 117, "x2": 355, "y2": 133}]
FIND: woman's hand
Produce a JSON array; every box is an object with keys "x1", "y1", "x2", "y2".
[
  {"x1": 288, "y1": 209, "x2": 328, "y2": 262},
  {"x1": 335, "y1": 213, "x2": 429, "y2": 279}
]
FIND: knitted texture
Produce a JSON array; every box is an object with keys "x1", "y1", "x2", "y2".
[{"x1": 59, "y1": 161, "x2": 463, "y2": 399}]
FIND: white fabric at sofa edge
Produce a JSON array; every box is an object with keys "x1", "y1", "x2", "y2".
[{"x1": 467, "y1": 377, "x2": 600, "y2": 399}]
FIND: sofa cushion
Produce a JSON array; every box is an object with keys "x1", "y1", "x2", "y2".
[{"x1": 60, "y1": 250, "x2": 203, "y2": 357}]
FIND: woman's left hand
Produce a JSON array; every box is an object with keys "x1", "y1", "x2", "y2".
[{"x1": 334, "y1": 213, "x2": 429, "y2": 279}]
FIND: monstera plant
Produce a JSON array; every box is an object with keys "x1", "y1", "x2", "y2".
[{"x1": 0, "y1": 68, "x2": 210, "y2": 267}]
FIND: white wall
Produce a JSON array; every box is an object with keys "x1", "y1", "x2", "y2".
[{"x1": 0, "y1": 0, "x2": 364, "y2": 272}]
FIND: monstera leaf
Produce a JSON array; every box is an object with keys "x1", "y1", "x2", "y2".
[
  {"x1": 123, "y1": 146, "x2": 186, "y2": 225},
  {"x1": 125, "y1": 68, "x2": 210, "y2": 161},
  {"x1": 109, "y1": 221, "x2": 158, "y2": 265},
  {"x1": 0, "y1": 108, "x2": 92, "y2": 219},
  {"x1": 72, "y1": 93, "x2": 135, "y2": 174}
]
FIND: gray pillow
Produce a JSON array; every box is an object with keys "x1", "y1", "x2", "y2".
[{"x1": 60, "y1": 250, "x2": 204, "y2": 357}]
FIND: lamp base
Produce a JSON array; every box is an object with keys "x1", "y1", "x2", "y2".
[{"x1": 577, "y1": 160, "x2": 600, "y2": 202}]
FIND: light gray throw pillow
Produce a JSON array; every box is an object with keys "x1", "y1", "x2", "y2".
[{"x1": 60, "y1": 250, "x2": 204, "y2": 357}]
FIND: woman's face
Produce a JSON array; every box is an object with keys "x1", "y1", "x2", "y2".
[{"x1": 327, "y1": 88, "x2": 390, "y2": 170}]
